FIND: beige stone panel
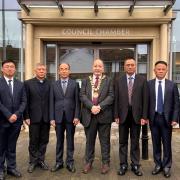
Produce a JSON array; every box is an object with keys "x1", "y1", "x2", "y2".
[
  {"x1": 160, "y1": 24, "x2": 168, "y2": 62},
  {"x1": 34, "y1": 26, "x2": 160, "y2": 39},
  {"x1": 25, "y1": 23, "x2": 33, "y2": 80},
  {"x1": 33, "y1": 38, "x2": 43, "y2": 69}
]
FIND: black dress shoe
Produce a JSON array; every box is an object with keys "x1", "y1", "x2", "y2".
[
  {"x1": 66, "y1": 164, "x2": 76, "y2": 173},
  {"x1": 51, "y1": 163, "x2": 64, "y2": 172},
  {"x1": 152, "y1": 165, "x2": 162, "y2": 175},
  {"x1": 163, "y1": 168, "x2": 171, "y2": 178},
  {"x1": 131, "y1": 165, "x2": 143, "y2": 176},
  {"x1": 0, "y1": 172, "x2": 5, "y2": 180},
  {"x1": 117, "y1": 165, "x2": 127, "y2": 176},
  {"x1": 38, "y1": 161, "x2": 49, "y2": 170},
  {"x1": 7, "y1": 169, "x2": 22, "y2": 178},
  {"x1": 27, "y1": 163, "x2": 36, "y2": 173}
]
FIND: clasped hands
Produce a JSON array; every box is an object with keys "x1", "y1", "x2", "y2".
[{"x1": 91, "y1": 105, "x2": 101, "y2": 115}]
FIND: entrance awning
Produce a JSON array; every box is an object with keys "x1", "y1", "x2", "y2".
[{"x1": 17, "y1": 0, "x2": 176, "y2": 16}]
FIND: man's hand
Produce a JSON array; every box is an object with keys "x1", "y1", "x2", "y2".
[
  {"x1": 91, "y1": 105, "x2": 101, "y2": 115},
  {"x1": 8, "y1": 114, "x2": 17, "y2": 123},
  {"x1": 25, "y1": 119, "x2": 30, "y2": 126},
  {"x1": 140, "y1": 119, "x2": 149, "y2": 125},
  {"x1": 115, "y1": 118, "x2": 120, "y2": 124},
  {"x1": 171, "y1": 121, "x2": 178, "y2": 127},
  {"x1": 50, "y1": 120, "x2": 56, "y2": 127},
  {"x1": 73, "y1": 118, "x2": 80, "y2": 126}
]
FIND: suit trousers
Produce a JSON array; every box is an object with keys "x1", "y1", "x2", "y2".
[
  {"x1": 150, "y1": 113, "x2": 172, "y2": 168},
  {"x1": 84, "y1": 115, "x2": 111, "y2": 165},
  {"x1": 119, "y1": 108, "x2": 141, "y2": 167},
  {"x1": 55, "y1": 114, "x2": 75, "y2": 166},
  {"x1": 0, "y1": 123, "x2": 21, "y2": 172},
  {"x1": 29, "y1": 121, "x2": 50, "y2": 164}
]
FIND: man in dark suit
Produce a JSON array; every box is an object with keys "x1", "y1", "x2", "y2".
[
  {"x1": 50, "y1": 63, "x2": 80, "y2": 173},
  {"x1": 0, "y1": 60, "x2": 26, "y2": 180},
  {"x1": 148, "y1": 60, "x2": 179, "y2": 178},
  {"x1": 80, "y1": 59, "x2": 114, "y2": 174},
  {"x1": 114, "y1": 57, "x2": 148, "y2": 176},
  {"x1": 24, "y1": 63, "x2": 51, "y2": 173}
]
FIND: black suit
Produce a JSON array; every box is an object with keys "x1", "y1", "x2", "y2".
[
  {"x1": 115, "y1": 74, "x2": 148, "y2": 167},
  {"x1": 0, "y1": 77, "x2": 26, "y2": 173},
  {"x1": 24, "y1": 78, "x2": 51, "y2": 164},
  {"x1": 80, "y1": 75, "x2": 114, "y2": 165},
  {"x1": 148, "y1": 79, "x2": 179, "y2": 168},
  {"x1": 50, "y1": 78, "x2": 80, "y2": 166}
]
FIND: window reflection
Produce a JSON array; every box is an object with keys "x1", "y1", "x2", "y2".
[
  {"x1": 137, "y1": 44, "x2": 148, "y2": 77},
  {"x1": 59, "y1": 48, "x2": 94, "y2": 80},
  {"x1": 99, "y1": 48, "x2": 135, "y2": 79}
]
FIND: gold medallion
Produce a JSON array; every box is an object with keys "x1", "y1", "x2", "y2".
[{"x1": 93, "y1": 91, "x2": 99, "y2": 98}]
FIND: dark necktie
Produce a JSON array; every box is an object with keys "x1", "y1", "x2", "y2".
[
  {"x1": 94, "y1": 76, "x2": 99, "y2": 88},
  {"x1": 8, "y1": 79, "x2": 13, "y2": 95},
  {"x1": 128, "y1": 77, "x2": 133, "y2": 105},
  {"x1": 92, "y1": 76, "x2": 99, "y2": 105},
  {"x1": 62, "y1": 80, "x2": 67, "y2": 94},
  {"x1": 157, "y1": 81, "x2": 163, "y2": 114}
]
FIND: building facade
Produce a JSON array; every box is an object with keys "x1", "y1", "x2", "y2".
[{"x1": 0, "y1": 0, "x2": 180, "y2": 90}]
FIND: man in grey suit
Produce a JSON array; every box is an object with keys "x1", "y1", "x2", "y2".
[
  {"x1": 114, "y1": 57, "x2": 148, "y2": 176},
  {"x1": 148, "y1": 61, "x2": 179, "y2": 178},
  {"x1": 24, "y1": 63, "x2": 51, "y2": 173},
  {"x1": 50, "y1": 63, "x2": 80, "y2": 173},
  {"x1": 0, "y1": 60, "x2": 26, "y2": 180},
  {"x1": 80, "y1": 59, "x2": 114, "y2": 174}
]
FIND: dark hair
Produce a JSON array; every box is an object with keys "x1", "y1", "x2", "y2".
[
  {"x1": 124, "y1": 57, "x2": 136, "y2": 64},
  {"x1": 59, "y1": 62, "x2": 70, "y2": 70},
  {"x1": 155, "y1": 60, "x2": 167, "y2": 67},
  {"x1": 2, "y1": 60, "x2": 16, "y2": 67}
]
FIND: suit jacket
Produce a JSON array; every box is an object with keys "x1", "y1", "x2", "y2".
[
  {"x1": 148, "y1": 79, "x2": 179, "y2": 126},
  {"x1": 0, "y1": 77, "x2": 27, "y2": 127},
  {"x1": 50, "y1": 78, "x2": 80, "y2": 123},
  {"x1": 114, "y1": 74, "x2": 148, "y2": 124},
  {"x1": 80, "y1": 75, "x2": 114, "y2": 127},
  {"x1": 24, "y1": 77, "x2": 51, "y2": 123}
]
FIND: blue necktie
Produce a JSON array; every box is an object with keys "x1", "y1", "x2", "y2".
[
  {"x1": 62, "y1": 80, "x2": 67, "y2": 94},
  {"x1": 8, "y1": 79, "x2": 13, "y2": 95},
  {"x1": 157, "y1": 81, "x2": 163, "y2": 114}
]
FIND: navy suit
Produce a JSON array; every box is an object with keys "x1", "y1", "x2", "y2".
[
  {"x1": 50, "y1": 78, "x2": 80, "y2": 166},
  {"x1": 0, "y1": 77, "x2": 26, "y2": 172},
  {"x1": 148, "y1": 79, "x2": 179, "y2": 168}
]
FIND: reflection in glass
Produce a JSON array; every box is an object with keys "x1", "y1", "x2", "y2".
[
  {"x1": 4, "y1": 11, "x2": 22, "y2": 80},
  {"x1": 99, "y1": 48, "x2": 135, "y2": 79},
  {"x1": 46, "y1": 44, "x2": 56, "y2": 81},
  {"x1": 137, "y1": 44, "x2": 148, "y2": 77},
  {"x1": 59, "y1": 48, "x2": 94, "y2": 80}
]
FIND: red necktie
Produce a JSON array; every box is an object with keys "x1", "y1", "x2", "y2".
[{"x1": 92, "y1": 76, "x2": 99, "y2": 105}]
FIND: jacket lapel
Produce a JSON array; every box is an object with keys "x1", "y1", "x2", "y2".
[
  {"x1": 2, "y1": 77, "x2": 13, "y2": 98},
  {"x1": 65, "y1": 79, "x2": 72, "y2": 96},
  {"x1": 87, "y1": 77, "x2": 92, "y2": 99},
  {"x1": 32, "y1": 78, "x2": 42, "y2": 98},
  {"x1": 164, "y1": 79, "x2": 168, "y2": 104},
  {"x1": 98, "y1": 75, "x2": 106, "y2": 98},
  {"x1": 56, "y1": 80, "x2": 64, "y2": 96},
  {"x1": 122, "y1": 75, "x2": 129, "y2": 98}
]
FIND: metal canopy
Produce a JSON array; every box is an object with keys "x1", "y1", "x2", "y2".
[{"x1": 17, "y1": 0, "x2": 176, "y2": 16}]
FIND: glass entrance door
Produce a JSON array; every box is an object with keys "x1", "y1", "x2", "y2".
[{"x1": 45, "y1": 43, "x2": 149, "y2": 82}]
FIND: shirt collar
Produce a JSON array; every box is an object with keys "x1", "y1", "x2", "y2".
[
  {"x1": 4, "y1": 76, "x2": 14, "y2": 83},
  {"x1": 155, "y1": 78, "x2": 165, "y2": 83},
  {"x1": 61, "y1": 78, "x2": 69, "y2": 82},
  {"x1": 126, "y1": 73, "x2": 135, "y2": 80}
]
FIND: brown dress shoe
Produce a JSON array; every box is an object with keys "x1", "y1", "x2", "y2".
[
  {"x1": 101, "y1": 164, "x2": 110, "y2": 174},
  {"x1": 82, "y1": 163, "x2": 92, "y2": 174}
]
